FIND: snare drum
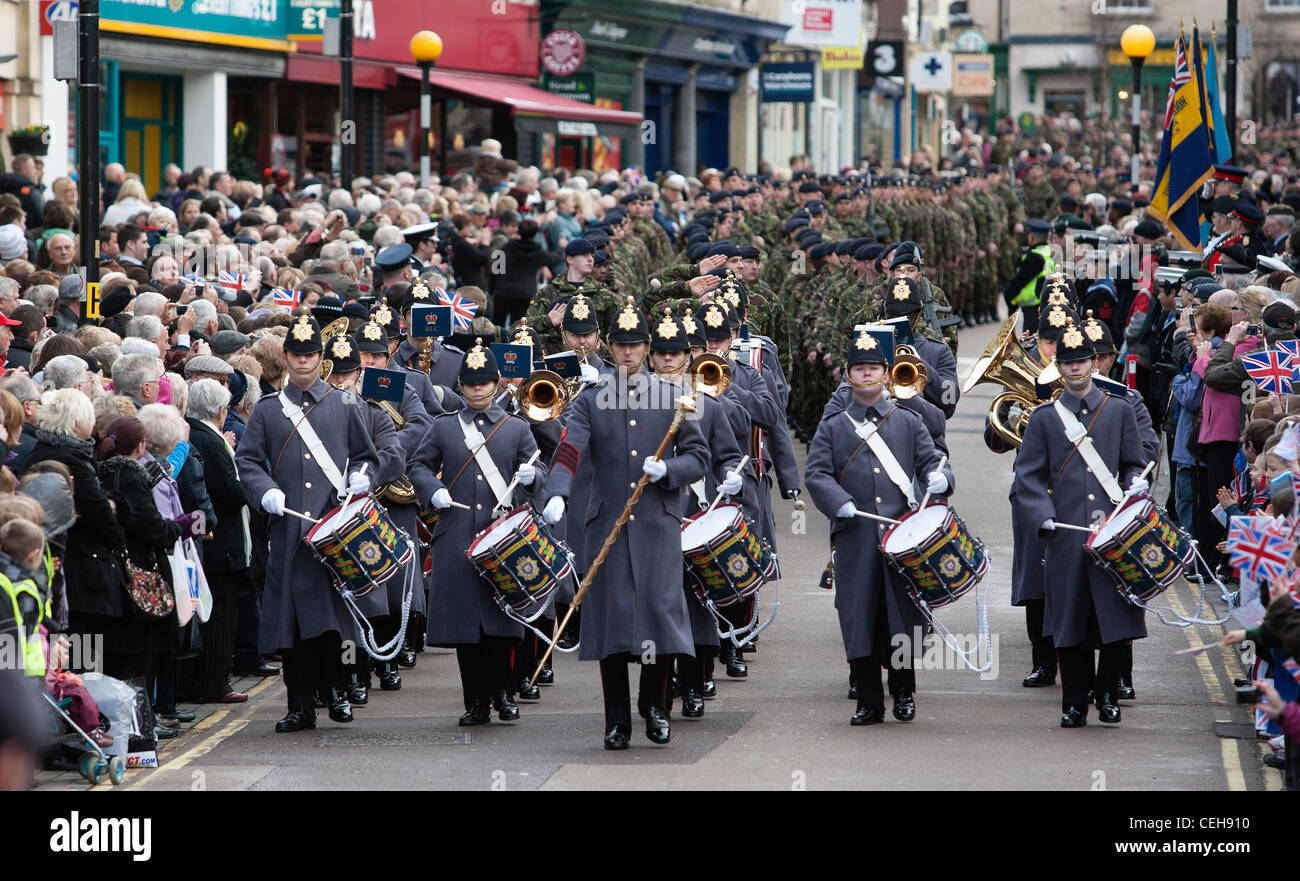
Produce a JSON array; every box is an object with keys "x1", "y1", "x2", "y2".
[
  {"x1": 1085, "y1": 494, "x2": 1193, "y2": 603},
  {"x1": 466, "y1": 506, "x2": 574, "y2": 618},
  {"x1": 681, "y1": 503, "x2": 777, "y2": 608},
  {"x1": 306, "y1": 495, "x2": 414, "y2": 596},
  {"x1": 880, "y1": 504, "x2": 987, "y2": 609}
]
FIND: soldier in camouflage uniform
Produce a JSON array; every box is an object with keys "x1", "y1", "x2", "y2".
[
  {"x1": 525, "y1": 238, "x2": 618, "y2": 353},
  {"x1": 1022, "y1": 163, "x2": 1057, "y2": 221}
]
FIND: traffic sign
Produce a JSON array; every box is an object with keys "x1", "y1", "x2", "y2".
[{"x1": 909, "y1": 50, "x2": 953, "y2": 93}]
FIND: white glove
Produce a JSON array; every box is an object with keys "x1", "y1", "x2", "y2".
[
  {"x1": 542, "y1": 495, "x2": 566, "y2": 525},
  {"x1": 1125, "y1": 477, "x2": 1149, "y2": 498},
  {"x1": 580, "y1": 363, "x2": 600, "y2": 384},
  {"x1": 926, "y1": 471, "x2": 949, "y2": 495},
  {"x1": 347, "y1": 471, "x2": 371, "y2": 495},
  {"x1": 431, "y1": 488, "x2": 453, "y2": 509},
  {"x1": 1040, "y1": 518, "x2": 1056, "y2": 532},
  {"x1": 515, "y1": 463, "x2": 537, "y2": 487},
  {"x1": 719, "y1": 470, "x2": 743, "y2": 497},
  {"x1": 261, "y1": 488, "x2": 286, "y2": 516},
  {"x1": 1007, "y1": 402, "x2": 1023, "y2": 425},
  {"x1": 642, "y1": 457, "x2": 668, "y2": 482},
  {"x1": 836, "y1": 501, "x2": 857, "y2": 519}
]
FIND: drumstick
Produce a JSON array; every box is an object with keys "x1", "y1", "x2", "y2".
[
  {"x1": 1050, "y1": 521, "x2": 1097, "y2": 534},
  {"x1": 494, "y1": 449, "x2": 542, "y2": 512},
  {"x1": 705, "y1": 455, "x2": 751, "y2": 515},
  {"x1": 1102, "y1": 460, "x2": 1156, "y2": 525},
  {"x1": 445, "y1": 500, "x2": 472, "y2": 511},
  {"x1": 282, "y1": 507, "x2": 321, "y2": 525},
  {"x1": 918, "y1": 454, "x2": 948, "y2": 510},
  {"x1": 854, "y1": 509, "x2": 902, "y2": 525}
]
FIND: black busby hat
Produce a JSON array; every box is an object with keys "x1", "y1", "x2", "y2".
[
  {"x1": 1038, "y1": 304, "x2": 1079, "y2": 342},
  {"x1": 1055, "y1": 319, "x2": 1096, "y2": 362},
  {"x1": 323, "y1": 332, "x2": 361, "y2": 375},
  {"x1": 608, "y1": 296, "x2": 650, "y2": 345},
  {"x1": 883, "y1": 276, "x2": 923, "y2": 316},
  {"x1": 650, "y1": 306, "x2": 690, "y2": 353},
  {"x1": 1081, "y1": 310, "x2": 1115, "y2": 356},
  {"x1": 285, "y1": 314, "x2": 323, "y2": 355},
  {"x1": 696, "y1": 302, "x2": 732, "y2": 342},
  {"x1": 459, "y1": 337, "x2": 500, "y2": 385},
  {"x1": 562, "y1": 293, "x2": 599, "y2": 335}
]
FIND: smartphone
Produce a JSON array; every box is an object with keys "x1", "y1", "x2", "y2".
[{"x1": 175, "y1": 304, "x2": 188, "y2": 315}]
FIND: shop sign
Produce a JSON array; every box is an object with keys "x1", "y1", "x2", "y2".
[
  {"x1": 541, "y1": 30, "x2": 586, "y2": 76},
  {"x1": 779, "y1": 0, "x2": 862, "y2": 48},
  {"x1": 557, "y1": 120, "x2": 598, "y2": 137},
  {"x1": 100, "y1": 0, "x2": 290, "y2": 50},
  {"x1": 821, "y1": 46, "x2": 863, "y2": 70},
  {"x1": 760, "y1": 62, "x2": 815, "y2": 103},
  {"x1": 952, "y1": 28, "x2": 989, "y2": 54},
  {"x1": 542, "y1": 73, "x2": 595, "y2": 105},
  {"x1": 951, "y1": 53, "x2": 994, "y2": 96},
  {"x1": 40, "y1": 0, "x2": 80, "y2": 36}
]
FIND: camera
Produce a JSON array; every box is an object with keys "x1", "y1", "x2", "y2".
[{"x1": 1246, "y1": 323, "x2": 1262, "y2": 336}]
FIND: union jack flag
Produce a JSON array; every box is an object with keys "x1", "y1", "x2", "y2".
[
  {"x1": 437, "y1": 291, "x2": 478, "y2": 330},
  {"x1": 272, "y1": 288, "x2": 301, "y2": 308},
  {"x1": 1242, "y1": 347, "x2": 1294, "y2": 396},
  {"x1": 1277, "y1": 339, "x2": 1300, "y2": 381},
  {"x1": 1232, "y1": 448, "x2": 1251, "y2": 502},
  {"x1": 1161, "y1": 35, "x2": 1192, "y2": 131},
  {"x1": 179, "y1": 273, "x2": 206, "y2": 287},
  {"x1": 1227, "y1": 516, "x2": 1296, "y2": 584},
  {"x1": 218, "y1": 271, "x2": 245, "y2": 294}
]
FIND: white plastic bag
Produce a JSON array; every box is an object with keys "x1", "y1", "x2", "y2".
[{"x1": 80, "y1": 672, "x2": 140, "y2": 758}]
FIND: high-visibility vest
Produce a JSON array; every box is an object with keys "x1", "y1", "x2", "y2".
[
  {"x1": 1011, "y1": 244, "x2": 1054, "y2": 307},
  {"x1": 1, "y1": 572, "x2": 45, "y2": 677}
]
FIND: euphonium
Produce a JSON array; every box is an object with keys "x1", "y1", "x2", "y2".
[
  {"x1": 962, "y1": 313, "x2": 1059, "y2": 448},
  {"x1": 888, "y1": 344, "x2": 929, "y2": 400},
  {"x1": 688, "y1": 353, "x2": 731, "y2": 398},
  {"x1": 513, "y1": 369, "x2": 568, "y2": 422}
]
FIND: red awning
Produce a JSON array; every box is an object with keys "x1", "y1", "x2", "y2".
[
  {"x1": 287, "y1": 54, "x2": 392, "y2": 91},
  {"x1": 396, "y1": 67, "x2": 641, "y2": 126}
]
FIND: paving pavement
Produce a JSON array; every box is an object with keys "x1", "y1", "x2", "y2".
[{"x1": 46, "y1": 318, "x2": 1280, "y2": 791}]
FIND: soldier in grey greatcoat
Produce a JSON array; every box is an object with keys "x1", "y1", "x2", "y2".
[
  {"x1": 540, "y1": 299, "x2": 709, "y2": 750},
  {"x1": 805, "y1": 327, "x2": 952, "y2": 726},
  {"x1": 409, "y1": 340, "x2": 545, "y2": 727},
  {"x1": 1012, "y1": 320, "x2": 1149, "y2": 728},
  {"x1": 881, "y1": 277, "x2": 961, "y2": 418},
  {"x1": 649, "y1": 307, "x2": 744, "y2": 719},
  {"x1": 235, "y1": 314, "x2": 380, "y2": 733}
]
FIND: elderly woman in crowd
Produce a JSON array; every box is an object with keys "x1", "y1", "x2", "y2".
[{"x1": 39, "y1": 354, "x2": 93, "y2": 396}]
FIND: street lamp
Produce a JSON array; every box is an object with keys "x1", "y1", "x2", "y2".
[
  {"x1": 409, "y1": 29, "x2": 443, "y2": 189},
  {"x1": 1121, "y1": 24, "x2": 1155, "y2": 188}
]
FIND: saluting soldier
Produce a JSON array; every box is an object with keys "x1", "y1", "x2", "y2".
[
  {"x1": 1012, "y1": 320, "x2": 1148, "y2": 727},
  {"x1": 235, "y1": 314, "x2": 380, "y2": 733},
  {"x1": 540, "y1": 298, "x2": 710, "y2": 750},
  {"x1": 409, "y1": 339, "x2": 546, "y2": 726},
  {"x1": 525, "y1": 238, "x2": 617, "y2": 353},
  {"x1": 804, "y1": 326, "x2": 953, "y2": 726}
]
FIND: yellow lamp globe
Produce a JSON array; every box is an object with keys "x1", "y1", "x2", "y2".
[
  {"x1": 1120, "y1": 24, "x2": 1155, "y2": 59},
  {"x1": 410, "y1": 30, "x2": 444, "y2": 63}
]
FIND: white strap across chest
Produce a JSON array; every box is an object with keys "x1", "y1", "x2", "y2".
[
  {"x1": 1053, "y1": 398, "x2": 1124, "y2": 504},
  {"x1": 844, "y1": 410, "x2": 916, "y2": 507},
  {"x1": 279, "y1": 390, "x2": 346, "y2": 495},
  {"x1": 459, "y1": 415, "x2": 512, "y2": 507}
]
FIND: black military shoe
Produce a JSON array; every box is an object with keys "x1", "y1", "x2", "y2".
[
  {"x1": 721, "y1": 644, "x2": 748, "y2": 678},
  {"x1": 848, "y1": 671, "x2": 858, "y2": 700},
  {"x1": 964, "y1": 313, "x2": 977, "y2": 328},
  {"x1": 397, "y1": 647, "x2": 417, "y2": 668},
  {"x1": 1117, "y1": 677, "x2": 1136, "y2": 701},
  {"x1": 604, "y1": 724, "x2": 631, "y2": 750},
  {"x1": 892, "y1": 690, "x2": 916, "y2": 722},
  {"x1": 275, "y1": 709, "x2": 316, "y2": 733},
  {"x1": 643, "y1": 706, "x2": 671, "y2": 744},
  {"x1": 1095, "y1": 693, "x2": 1121, "y2": 724},
  {"x1": 459, "y1": 700, "x2": 491, "y2": 726},
  {"x1": 312, "y1": 691, "x2": 327, "y2": 708},
  {"x1": 348, "y1": 674, "x2": 368, "y2": 706},
  {"x1": 537, "y1": 661, "x2": 554, "y2": 685},
  {"x1": 378, "y1": 662, "x2": 402, "y2": 691},
  {"x1": 327, "y1": 689, "x2": 353, "y2": 724},
  {"x1": 851, "y1": 705, "x2": 885, "y2": 726},
  {"x1": 702, "y1": 678, "x2": 716, "y2": 699},
  {"x1": 681, "y1": 689, "x2": 705, "y2": 718},
  {"x1": 1022, "y1": 666, "x2": 1055, "y2": 687},
  {"x1": 517, "y1": 678, "x2": 541, "y2": 702},
  {"x1": 1060, "y1": 706, "x2": 1088, "y2": 728},
  {"x1": 494, "y1": 690, "x2": 520, "y2": 721}
]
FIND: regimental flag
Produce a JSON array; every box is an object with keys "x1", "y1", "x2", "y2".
[
  {"x1": 1191, "y1": 22, "x2": 1217, "y2": 167},
  {"x1": 437, "y1": 291, "x2": 478, "y2": 330},
  {"x1": 272, "y1": 288, "x2": 301, "y2": 308},
  {"x1": 1227, "y1": 516, "x2": 1296, "y2": 584},
  {"x1": 218, "y1": 271, "x2": 245, "y2": 294},
  {"x1": 1242, "y1": 346, "x2": 1295, "y2": 396},
  {"x1": 1149, "y1": 26, "x2": 1215, "y2": 251},
  {"x1": 1204, "y1": 25, "x2": 1232, "y2": 164}
]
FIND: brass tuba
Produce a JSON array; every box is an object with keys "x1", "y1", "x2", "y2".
[
  {"x1": 888, "y1": 344, "x2": 929, "y2": 400},
  {"x1": 688, "y1": 353, "x2": 731, "y2": 398},
  {"x1": 962, "y1": 314, "x2": 1058, "y2": 448},
  {"x1": 513, "y1": 369, "x2": 569, "y2": 422}
]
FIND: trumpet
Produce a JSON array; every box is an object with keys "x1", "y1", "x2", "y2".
[
  {"x1": 512, "y1": 369, "x2": 568, "y2": 422},
  {"x1": 888, "y1": 344, "x2": 929, "y2": 400},
  {"x1": 688, "y1": 353, "x2": 731, "y2": 398}
]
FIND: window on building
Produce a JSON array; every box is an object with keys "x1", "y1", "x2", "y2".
[
  {"x1": 1265, "y1": 61, "x2": 1300, "y2": 123},
  {"x1": 1097, "y1": 0, "x2": 1154, "y2": 11},
  {"x1": 1266, "y1": 0, "x2": 1300, "y2": 10}
]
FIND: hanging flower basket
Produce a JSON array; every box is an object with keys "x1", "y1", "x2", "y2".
[{"x1": 8, "y1": 126, "x2": 51, "y2": 157}]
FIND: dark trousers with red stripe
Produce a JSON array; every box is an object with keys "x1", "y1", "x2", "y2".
[
  {"x1": 456, "y1": 634, "x2": 515, "y2": 709},
  {"x1": 1058, "y1": 643, "x2": 1125, "y2": 713},
  {"x1": 598, "y1": 653, "x2": 675, "y2": 730}
]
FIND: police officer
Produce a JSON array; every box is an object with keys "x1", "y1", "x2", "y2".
[
  {"x1": 804, "y1": 327, "x2": 952, "y2": 725},
  {"x1": 539, "y1": 298, "x2": 710, "y2": 750},
  {"x1": 402, "y1": 222, "x2": 440, "y2": 273},
  {"x1": 235, "y1": 314, "x2": 380, "y2": 733},
  {"x1": 409, "y1": 339, "x2": 545, "y2": 726},
  {"x1": 1004, "y1": 219, "x2": 1054, "y2": 331},
  {"x1": 374, "y1": 243, "x2": 416, "y2": 296},
  {"x1": 1012, "y1": 320, "x2": 1148, "y2": 727}
]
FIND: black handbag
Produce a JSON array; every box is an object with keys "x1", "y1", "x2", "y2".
[{"x1": 175, "y1": 612, "x2": 204, "y2": 661}]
